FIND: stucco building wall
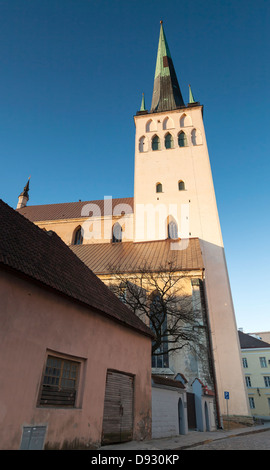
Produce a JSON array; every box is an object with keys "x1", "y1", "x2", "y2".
[
  {"x1": 36, "y1": 213, "x2": 134, "y2": 246},
  {"x1": 0, "y1": 268, "x2": 152, "y2": 450},
  {"x1": 133, "y1": 106, "x2": 249, "y2": 418},
  {"x1": 151, "y1": 386, "x2": 188, "y2": 438},
  {"x1": 240, "y1": 347, "x2": 270, "y2": 420}
]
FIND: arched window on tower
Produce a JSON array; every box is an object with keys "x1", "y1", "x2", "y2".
[
  {"x1": 191, "y1": 128, "x2": 203, "y2": 145},
  {"x1": 112, "y1": 222, "x2": 122, "y2": 243},
  {"x1": 139, "y1": 136, "x2": 146, "y2": 152},
  {"x1": 146, "y1": 119, "x2": 157, "y2": 133},
  {"x1": 165, "y1": 132, "x2": 174, "y2": 149},
  {"x1": 178, "y1": 131, "x2": 188, "y2": 147},
  {"x1": 163, "y1": 116, "x2": 174, "y2": 130},
  {"x1": 152, "y1": 135, "x2": 161, "y2": 151},
  {"x1": 178, "y1": 180, "x2": 185, "y2": 191},
  {"x1": 180, "y1": 113, "x2": 192, "y2": 127},
  {"x1": 73, "y1": 226, "x2": 83, "y2": 245},
  {"x1": 168, "y1": 219, "x2": 178, "y2": 239},
  {"x1": 156, "y1": 183, "x2": 163, "y2": 193}
]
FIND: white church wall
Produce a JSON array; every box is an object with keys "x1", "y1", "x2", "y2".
[{"x1": 152, "y1": 386, "x2": 188, "y2": 438}]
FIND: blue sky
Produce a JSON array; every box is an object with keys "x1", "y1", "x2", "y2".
[{"x1": 0, "y1": 0, "x2": 269, "y2": 333}]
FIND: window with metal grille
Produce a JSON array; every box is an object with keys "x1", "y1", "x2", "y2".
[{"x1": 39, "y1": 356, "x2": 79, "y2": 407}]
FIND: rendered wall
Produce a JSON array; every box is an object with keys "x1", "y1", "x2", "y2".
[
  {"x1": 133, "y1": 106, "x2": 250, "y2": 417},
  {"x1": 152, "y1": 386, "x2": 188, "y2": 438},
  {"x1": 0, "y1": 269, "x2": 152, "y2": 450},
  {"x1": 240, "y1": 348, "x2": 270, "y2": 420},
  {"x1": 35, "y1": 214, "x2": 134, "y2": 245}
]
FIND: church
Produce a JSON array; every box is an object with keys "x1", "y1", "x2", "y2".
[{"x1": 16, "y1": 22, "x2": 250, "y2": 425}]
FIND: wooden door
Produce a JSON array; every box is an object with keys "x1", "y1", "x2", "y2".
[
  {"x1": 102, "y1": 370, "x2": 134, "y2": 445},
  {"x1": 187, "y1": 392, "x2": 197, "y2": 429}
]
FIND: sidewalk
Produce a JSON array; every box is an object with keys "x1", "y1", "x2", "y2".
[{"x1": 99, "y1": 422, "x2": 270, "y2": 450}]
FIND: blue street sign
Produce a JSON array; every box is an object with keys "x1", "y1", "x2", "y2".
[{"x1": 224, "y1": 391, "x2": 230, "y2": 400}]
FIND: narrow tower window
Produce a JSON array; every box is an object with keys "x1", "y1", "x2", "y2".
[
  {"x1": 156, "y1": 183, "x2": 163, "y2": 193},
  {"x1": 178, "y1": 131, "x2": 188, "y2": 147},
  {"x1": 152, "y1": 135, "x2": 161, "y2": 151},
  {"x1": 112, "y1": 222, "x2": 122, "y2": 243},
  {"x1": 178, "y1": 180, "x2": 185, "y2": 191},
  {"x1": 74, "y1": 226, "x2": 83, "y2": 245},
  {"x1": 165, "y1": 133, "x2": 174, "y2": 149}
]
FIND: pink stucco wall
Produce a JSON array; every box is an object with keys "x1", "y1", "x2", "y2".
[{"x1": 0, "y1": 268, "x2": 152, "y2": 450}]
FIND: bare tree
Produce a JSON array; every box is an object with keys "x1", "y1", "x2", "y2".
[{"x1": 107, "y1": 261, "x2": 209, "y2": 364}]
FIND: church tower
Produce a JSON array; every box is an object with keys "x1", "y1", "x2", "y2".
[{"x1": 133, "y1": 22, "x2": 249, "y2": 418}]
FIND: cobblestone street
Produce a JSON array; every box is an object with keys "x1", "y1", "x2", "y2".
[{"x1": 186, "y1": 429, "x2": 270, "y2": 450}]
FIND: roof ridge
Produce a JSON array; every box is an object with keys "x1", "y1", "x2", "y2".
[{"x1": 17, "y1": 196, "x2": 134, "y2": 209}]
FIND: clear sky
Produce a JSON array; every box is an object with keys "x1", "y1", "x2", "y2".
[{"x1": 0, "y1": 0, "x2": 269, "y2": 333}]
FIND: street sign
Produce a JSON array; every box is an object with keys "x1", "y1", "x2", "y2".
[{"x1": 224, "y1": 391, "x2": 230, "y2": 400}]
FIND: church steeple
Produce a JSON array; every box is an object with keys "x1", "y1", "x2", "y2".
[
  {"x1": 17, "y1": 177, "x2": 30, "y2": 209},
  {"x1": 150, "y1": 21, "x2": 185, "y2": 113}
]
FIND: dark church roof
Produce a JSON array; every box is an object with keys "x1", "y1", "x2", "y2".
[
  {"x1": 16, "y1": 197, "x2": 134, "y2": 222},
  {"x1": 238, "y1": 330, "x2": 270, "y2": 349},
  {"x1": 71, "y1": 238, "x2": 204, "y2": 274},
  {"x1": 0, "y1": 199, "x2": 152, "y2": 338}
]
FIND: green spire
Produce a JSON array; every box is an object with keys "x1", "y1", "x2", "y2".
[
  {"x1": 140, "y1": 93, "x2": 146, "y2": 111},
  {"x1": 153, "y1": 21, "x2": 172, "y2": 80},
  {"x1": 151, "y1": 21, "x2": 185, "y2": 113},
  {"x1": 189, "y1": 84, "x2": 195, "y2": 104}
]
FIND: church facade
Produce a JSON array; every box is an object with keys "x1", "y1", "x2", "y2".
[{"x1": 17, "y1": 22, "x2": 250, "y2": 422}]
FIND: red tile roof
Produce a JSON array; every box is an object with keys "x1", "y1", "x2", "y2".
[
  {"x1": 16, "y1": 197, "x2": 134, "y2": 222},
  {"x1": 0, "y1": 199, "x2": 152, "y2": 338},
  {"x1": 71, "y1": 238, "x2": 204, "y2": 274}
]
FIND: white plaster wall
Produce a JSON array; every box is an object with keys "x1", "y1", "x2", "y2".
[
  {"x1": 151, "y1": 387, "x2": 187, "y2": 438},
  {"x1": 134, "y1": 107, "x2": 250, "y2": 418}
]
